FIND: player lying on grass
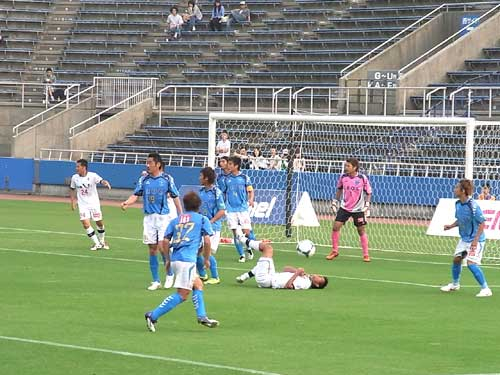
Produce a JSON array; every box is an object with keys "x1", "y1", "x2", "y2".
[
  {"x1": 235, "y1": 234, "x2": 328, "y2": 290},
  {"x1": 145, "y1": 191, "x2": 219, "y2": 332},
  {"x1": 440, "y1": 179, "x2": 492, "y2": 297}
]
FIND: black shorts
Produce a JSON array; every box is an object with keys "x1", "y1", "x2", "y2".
[{"x1": 335, "y1": 207, "x2": 367, "y2": 227}]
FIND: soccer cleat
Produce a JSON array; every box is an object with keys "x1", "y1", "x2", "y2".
[
  {"x1": 440, "y1": 283, "x2": 460, "y2": 292},
  {"x1": 325, "y1": 251, "x2": 339, "y2": 260},
  {"x1": 198, "y1": 316, "x2": 219, "y2": 328},
  {"x1": 363, "y1": 255, "x2": 371, "y2": 262},
  {"x1": 164, "y1": 275, "x2": 174, "y2": 289},
  {"x1": 90, "y1": 243, "x2": 103, "y2": 251},
  {"x1": 205, "y1": 278, "x2": 220, "y2": 285},
  {"x1": 476, "y1": 287, "x2": 493, "y2": 297},
  {"x1": 147, "y1": 281, "x2": 162, "y2": 291},
  {"x1": 101, "y1": 242, "x2": 110, "y2": 250},
  {"x1": 236, "y1": 273, "x2": 249, "y2": 283},
  {"x1": 145, "y1": 312, "x2": 157, "y2": 332},
  {"x1": 238, "y1": 256, "x2": 246, "y2": 263},
  {"x1": 246, "y1": 249, "x2": 254, "y2": 260},
  {"x1": 199, "y1": 274, "x2": 209, "y2": 282}
]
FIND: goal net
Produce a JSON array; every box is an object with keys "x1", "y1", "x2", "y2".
[{"x1": 208, "y1": 113, "x2": 500, "y2": 263}]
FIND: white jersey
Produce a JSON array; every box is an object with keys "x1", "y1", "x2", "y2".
[
  {"x1": 272, "y1": 272, "x2": 312, "y2": 290},
  {"x1": 70, "y1": 172, "x2": 103, "y2": 208}
]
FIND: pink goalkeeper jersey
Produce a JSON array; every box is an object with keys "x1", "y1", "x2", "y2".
[{"x1": 337, "y1": 173, "x2": 372, "y2": 213}]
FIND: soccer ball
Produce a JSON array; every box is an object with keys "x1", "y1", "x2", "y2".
[{"x1": 296, "y1": 240, "x2": 316, "y2": 257}]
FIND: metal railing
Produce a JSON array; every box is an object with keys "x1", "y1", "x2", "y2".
[
  {"x1": 157, "y1": 85, "x2": 293, "y2": 125},
  {"x1": 292, "y1": 87, "x2": 346, "y2": 115},
  {"x1": 0, "y1": 81, "x2": 81, "y2": 108},
  {"x1": 95, "y1": 77, "x2": 157, "y2": 108},
  {"x1": 399, "y1": 2, "x2": 500, "y2": 75},
  {"x1": 40, "y1": 148, "x2": 209, "y2": 167},
  {"x1": 68, "y1": 84, "x2": 155, "y2": 137}
]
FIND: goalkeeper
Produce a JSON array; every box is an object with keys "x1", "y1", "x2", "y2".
[{"x1": 327, "y1": 157, "x2": 372, "y2": 262}]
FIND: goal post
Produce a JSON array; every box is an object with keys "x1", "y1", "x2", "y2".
[{"x1": 208, "y1": 112, "x2": 500, "y2": 262}]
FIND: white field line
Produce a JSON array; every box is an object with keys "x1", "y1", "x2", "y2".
[
  {"x1": 1, "y1": 226, "x2": 500, "y2": 269},
  {"x1": 0, "y1": 246, "x2": 498, "y2": 289},
  {"x1": 0, "y1": 335, "x2": 283, "y2": 375}
]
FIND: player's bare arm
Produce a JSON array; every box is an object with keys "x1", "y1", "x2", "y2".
[
  {"x1": 173, "y1": 196, "x2": 183, "y2": 215},
  {"x1": 282, "y1": 266, "x2": 297, "y2": 273},
  {"x1": 69, "y1": 188, "x2": 77, "y2": 210},
  {"x1": 202, "y1": 234, "x2": 211, "y2": 270},
  {"x1": 247, "y1": 188, "x2": 254, "y2": 207},
  {"x1": 100, "y1": 179, "x2": 112, "y2": 189},
  {"x1": 121, "y1": 194, "x2": 139, "y2": 210},
  {"x1": 284, "y1": 268, "x2": 305, "y2": 289},
  {"x1": 471, "y1": 222, "x2": 485, "y2": 250},
  {"x1": 210, "y1": 208, "x2": 226, "y2": 224},
  {"x1": 444, "y1": 220, "x2": 458, "y2": 231}
]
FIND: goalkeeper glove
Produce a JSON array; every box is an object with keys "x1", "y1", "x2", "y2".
[{"x1": 331, "y1": 199, "x2": 339, "y2": 216}]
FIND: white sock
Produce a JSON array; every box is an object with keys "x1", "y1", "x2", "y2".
[
  {"x1": 86, "y1": 226, "x2": 100, "y2": 245},
  {"x1": 97, "y1": 226, "x2": 105, "y2": 243}
]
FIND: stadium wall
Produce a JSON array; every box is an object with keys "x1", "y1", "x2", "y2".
[
  {"x1": 0, "y1": 107, "x2": 43, "y2": 157},
  {"x1": 2, "y1": 158, "x2": 494, "y2": 207}
]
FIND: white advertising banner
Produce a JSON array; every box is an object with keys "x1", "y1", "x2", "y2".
[{"x1": 427, "y1": 198, "x2": 500, "y2": 239}]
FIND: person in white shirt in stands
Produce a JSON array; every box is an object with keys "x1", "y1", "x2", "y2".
[
  {"x1": 250, "y1": 147, "x2": 268, "y2": 170},
  {"x1": 235, "y1": 235, "x2": 328, "y2": 290},
  {"x1": 70, "y1": 159, "x2": 111, "y2": 251},
  {"x1": 183, "y1": 0, "x2": 203, "y2": 31},
  {"x1": 167, "y1": 6, "x2": 184, "y2": 41},
  {"x1": 293, "y1": 151, "x2": 306, "y2": 172},
  {"x1": 267, "y1": 148, "x2": 282, "y2": 171},
  {"x1": 216, "y1": 129, "x2": 231, "y2": 158}
]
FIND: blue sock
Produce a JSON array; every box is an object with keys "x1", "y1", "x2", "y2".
[
  {"x1": 452, "y1": 263, "x2": 462, "y2": 284},
  {"x1": 149, "y1": 254, "x2": 160, "y2": 282},
  {"x1": 468, "y1": 264, "x2": 488, "y2": 288},
  {"x1": 151, "y1": 292, "x2": 184, "y2": 321},
  {"x1": 196, "y1": 255, "x2": 207, "y2": 278},
  {"x1": 209, "y1": 255, "x2": 218, "y2": 279},
  {"x1": 192, "y1": 289, "x2": 207, "y2": 318},
  {"x1": 248, "y1": 230, "x2": 256, "y2": 241},
  {"x1": 234, "y1": 234, "x2": 244, "y2": 256}
]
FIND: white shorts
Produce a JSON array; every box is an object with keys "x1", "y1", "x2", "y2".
[
  {"x1": 252, "y1": 257, "x2": 275, "y2": 288},
  {"x1": 143, "y1": 213, "x2": 172, "y2": 245},
  {"x1": 226, "y1": 211, "x2": 252, "y2": 230},
  {"x1": 210, "y1": 231, "x2": 221, "y2": 254},
  {"x1": 79, "y1": 206, "x2": 102, "y2": 221},
  {"x1": 454, "y1": 240, "x2": 486, "y2": 265},
  {"x1": 172, "y1": 261, "x2": 197, "y2": 290}
]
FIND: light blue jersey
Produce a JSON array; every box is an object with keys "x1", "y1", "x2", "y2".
[
  {"x1": 166, "y1": 211, "x2": 214, "y2": 263},
  {"x1": 455, "y1": 198, "x2": 486, "y2": 242},
  {"x1": 199, "y1": 186, "x2": 226, "y2": 231},
  {"x1": 216, "y1": 169, "x2": 230, "y2": 191},
  {"x1": 219, "y1": 172, "x2": 253, "y2": 213},
  {"x1": 134, "y1": 174, "x2": 180, "y2": 214}
]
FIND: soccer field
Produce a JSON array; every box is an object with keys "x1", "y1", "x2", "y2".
[{"x1": 1, "y1": 199, "x2": 499, "y2": 375}]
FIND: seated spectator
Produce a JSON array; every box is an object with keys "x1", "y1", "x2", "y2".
[
  {"x1": 226, "y1": 1, "x2": 250, "y2": 30},
  {"x1": 280, "y1": 149, "x2": 289, "y2": 170},
  {"x1": 44, "y1": 67, "x2": 56, "y2": 102},
  {"x1": 216, "y1": 129, "x2": 231, "y2": 158},
  {"x1": 478, "y1": 183, "x2": 496, "y2": 200},
  {"x1": 267, "y1": 148, "x2": 282, "y2": 171},
  {"x1": 293, "y1": 152, "x2": 306, "y2": 172},
  {"x1": 209, "y1": 0, "x2": 225, "y2": 31},
  {"x1": 235, "y1": 147, "x2": 250, "y2": 169},
  {"x1": 183, "y1": 0, "x2": 203, "y2": 31},
  {"x1": 167, "y1": 6, "x2": 184, "y2": 41},
  {"x1": 250, "y1": 147, "x2": 268, "y2": 170}
]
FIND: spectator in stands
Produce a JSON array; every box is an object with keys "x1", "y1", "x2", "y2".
[
  {"x1": 226, "y1": 1, "x2": 250, "y2": 30},
  {"x1": 250, "y1": 147, "x2": 268, "y2": 170},
  {"x1": 478, "y1": 183, "x2": 496, "y2": 200},
  {"x1": 293, "y1": 151, "x2": 306, "y2": 172},
  {"x1": 209, "y1": 0, "x2": 225, "y2": 31},
  {"x1": 0, "y1": 31, "x2": 4, "y2": 45},
  {"x1": 235, "y1": 147, "x2": 251, "y2": 169},
  {"x1": 44, "y1": 68, "x2": 56, "y2": 102},
  {"x1": 267, "y1": 148, "x2": 282, "y2": 171},
  {"x1": 280, "y1": 148, "x2": 289, "y2": 170},
  {"x1": 183, "y1": 0, "x2": 203, "y2": 32},
  {"x1": 216, "y1": 129, "x2": 231, "y2": 158},
  {"x1": 167, "y1": 6, "x2": 184, "y2": 41}
]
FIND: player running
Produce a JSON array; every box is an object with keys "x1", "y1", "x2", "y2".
[
  {"x1": 440, "y1": 179, "x2": 492, "y2": 297},
  {"x1": 145, "y1": 191, "x2": 219, "y2": 332},
  {"x1": 121, "y1": 153, "x2": 182, "y2": 291},
  {"x1": 198, "y1": 167, "x2": 226, "y2": 284},
  {"x1": 70, "y1": 159, "x2": 111, "y2": 251},
  {"x1": 235, "y1": 234, "x2": 328, "y2": 290},
  {"x1": 326, "y1": 157, "x2": 372, "y2": 262}
]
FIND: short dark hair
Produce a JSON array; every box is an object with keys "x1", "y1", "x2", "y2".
[
  {"x1": 221, "y1": 129, "x2": 228, "y2": 135},
  {"x1": 346, "y1": 157, "x2": 359, "y2": 172},
  {"x1": 458, "y1": 179, "x2": 474, "y2": 196},
  {"x1": 311, "y1": 276, "x2": 328, "y2": 289},
  {"x1": 147, "y1": 152, "x2": 162, "y2": 164},
  {"x1": 228, "y1": 156, "x2": 241, "y2": 170},
  {"x1": 200, "y1": 167, "x2": 216, "y2": 185},
  {"x1": 483, "y1": 183, "x2": 491, "y2": 189},
  {"x1": 76, "y1": 159, "x2": 88, "y2": 169},
  {"x1": 188, "y1": 0, "x2": 195, "y2": 5},
  {"x1": 183, "y1": 191, "x2": 202, "y2": 211},
  {"x1": 170, "y1": 6, "x2": 178, "y2": 12},
  {"x1": 46, "y1": 68, "x2": 53, "y2": 73}
]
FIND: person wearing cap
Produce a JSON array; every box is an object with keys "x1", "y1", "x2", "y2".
[
  {"x1": 210, "y1": 0, "x2": 225, "y2": 31},
  {"x1": 226, "y1": 0, "x2": 250, "y2": 30}
]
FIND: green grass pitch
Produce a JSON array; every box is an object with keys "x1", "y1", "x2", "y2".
[{"x1": 0, "y1": 199, "x2": 499, "y2": 375}]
